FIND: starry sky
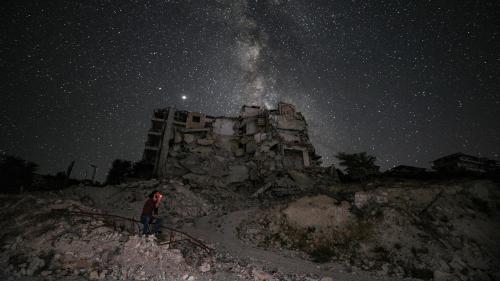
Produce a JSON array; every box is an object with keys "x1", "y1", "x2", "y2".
[{"x1": 1, "y1": 0, "x2": 499, "y2": 181}]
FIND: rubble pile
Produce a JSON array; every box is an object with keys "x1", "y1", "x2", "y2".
[
  {"x1": 59, "y1": 179, "x2": 214, "y2": 225},
  {"x1": 237, "y1": 180, "x2": 500, "y2": 281},
  {"x1": 141, "y1": 102, "x2": 339, "y2": 199},
  {"x1": 0, "y1": 195, "x2": 196, "y2": 281},
  {"x1": 0, "y1": 193, "x2": 334, "y2": 281}
]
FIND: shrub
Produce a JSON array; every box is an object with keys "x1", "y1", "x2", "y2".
[
  {"x1": 0, "y1": 154, "x2": 38, "y2": 193},
  {"x1": 335, "y1": 152, "x2": 380, "y2": 181},
  {"x1": 105, "y1": 159, "x2": 132, "y2": 185}
]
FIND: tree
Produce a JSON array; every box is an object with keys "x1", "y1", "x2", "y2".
[
  {"x1": 131, "y1": 160, "x2": 153, "y2": 179},
  {"x1": 335, "y1": 152, "x2": 380, "y2": 181},
  {"x1": 0, "y1": 154, "x2": 38, "y2": 193},
  {"x1": 105, "y1": 159, "x2": 132, "y2": 185}
]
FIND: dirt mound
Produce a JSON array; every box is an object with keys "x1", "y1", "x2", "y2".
[{"x1": 238, "y1": 180, "x2": 500, "y2": 280}]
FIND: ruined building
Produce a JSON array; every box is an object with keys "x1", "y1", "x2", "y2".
[
  {"x1": 432, "y1": 152, "x2": 500, "y2": 175},
  {"x1": 142, "y1": 102, "x2": 321, "y2": 178}
]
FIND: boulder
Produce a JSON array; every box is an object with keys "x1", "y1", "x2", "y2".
[
  {"x1": 184, "y1": 134, "x2": 194, "y2": 144},
  {"x1": 225, "y1": 165, "x2": 249, "y2": 184},
  {"x1": 199, "y1": 262, "x2": 211, "y2": 272},
  {"x1": 433, "y1": 270, "x2": 455, "y2": 281},
  {"x1": 191, "y1": 146, "x2": 213, "y2": 156},
  {"x1": 288, "y1": 170, "x2": 313, "y2": 189},
  {"x1": 174, "y1": 132, "x2": 183, "y2": 143},
  {"x1": 89, "y1": 270, "x2": 99, "y2": 280},
  {"x1": 179, "y1": 155, "x2": 206, "y2": 174},
  {"x1": 26, "y1": 256, "x2": 45, "y2": 276},
  {"x1": 252, "y1": 269, "x2": 276, "y2": 281},
  {"x1": 182, "y1": 173, "x2": 214, "y2": 186},
  {"x1": 197, "y1": 138, "x2": 214, "y2": 146}
]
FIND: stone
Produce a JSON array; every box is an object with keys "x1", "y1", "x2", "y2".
[
  {"x1": 89, "y1": 270, "x2": 99, "y2": 280},
  {"x1": 235, "y1": 148, "x2": 245, "y2": 157},
  {"x1": 449, "y1": 255, "x2": 466, "y2": 272},
  {"x1": 252, "y1": 269, "x2": 276, "y2": 281},
  {"x1": 187, "y1": 276, "x2": 196, "y2": 281},
  {"x1": 99, "y1": 270, "x2": 107, "y2": 280},
  {"x1": 180, "y1": 155, "x2": 206, "y2": 174},
  {"x1": 287, "y1": 170, "x2": 313, "y2": 189},
  {"x1": 191, "y1": 146, "x2": 213, "y2": 156},
  {"x1": 433, "y1": 270, "x2": 455, "y2": 281},
  {"x1": 251, "y1": 182, "x2": 273, "y2": 198},
  {"x1": 26, "y1": 256, "x2": 45, "y2": 276},
  {"x1": 225, "y1": 165, "x2": 249, "y2": 184},
  {"x1": 354, "y1": 190, "x2": 388, "y2": 208},
  {"x1": 197, "y1": 139, "x2": 215, "y2": 146},
  {"x1": 184, "y1": 134, "x2": 194, "y2": 143},
  {"x1": 246, "y1": 228, "x2": 260, "y2": 235},
  {"x1": 378, "y1": 263, "x2": 390, "y2": 276},
  {"x1": 470, "y1": 270, "x2": 491, "y2": 281},
  {"x1": 320, "y1": 278, "x2": 333, "y2": 281},
  {"x1": 199, "y1": 262, "x2": 211, "y2": 272},
  {"x1": 168, "y1": 249, "x2": 185, "y2": 264},
  {"x1": 183, "y1": 173, "x2": 213, "y2": 186},
  {"x1": 174, "y1": 132, "x2": 183, "y2": 143},
  {"x1": 274, "y1": 176, "x2": 296, "y2": 188}
]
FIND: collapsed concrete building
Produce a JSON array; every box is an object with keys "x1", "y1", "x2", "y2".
[{"x1": 142, "y1": 102, "x2": 322, "y2": 181}]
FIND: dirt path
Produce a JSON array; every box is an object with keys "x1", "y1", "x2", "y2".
[{"x1": 183, "y1": 209, "x2": 417, "y2": 281}]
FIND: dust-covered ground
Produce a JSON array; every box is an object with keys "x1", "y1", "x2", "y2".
[
  {"x1": 0, "y1": 178, "x2": 499, "y2": 281},
  {"x1": 236, "y1": 180, "x2": 500, "y2": 281}
]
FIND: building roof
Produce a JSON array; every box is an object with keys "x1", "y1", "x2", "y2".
[{"x1": 432, "y1": 152, "x2": 481, "y2": 163}]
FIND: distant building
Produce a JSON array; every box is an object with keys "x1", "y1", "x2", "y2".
[
  {"x1": 432, "y1": 153, "x2": 499, "y2": 174},
  {"x1": 483, "y1": 158, "x2": 500, "y2": 174},
  {"x1": 142, "y1": 102, "x2": 321, "y2": 178},
  {"x1": 387, "y1": 165, "x2": 426, "y2": 177}
]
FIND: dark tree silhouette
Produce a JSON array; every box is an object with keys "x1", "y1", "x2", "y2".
[
  {"x1": 105, "y1": 159, "x2": 132, "y2": 185},
  {"x1": 0, "y1": 155, "x2": 38, "y2": 193},
  {"x1": 131, "y1": 160, "x2": 153, "y2": 179},
  {"x1": 335, "y1": 152, "x2": 380, "y2": 181}
]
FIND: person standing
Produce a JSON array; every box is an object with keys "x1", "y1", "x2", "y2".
[{"x1": 141, "y1": 190, "x2": 164, "y2": 235}]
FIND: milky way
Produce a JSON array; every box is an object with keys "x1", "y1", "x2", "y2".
[{"x1": 1, "y1": 0, "x2": 499, "y2": 180}]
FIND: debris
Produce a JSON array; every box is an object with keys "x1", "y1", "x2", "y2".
[
  {"x1": 252, "y1": 268, "x2": 276, "y2": 281},
  {"x1": 199, "y1": 262, "x2": 211, "y2": 272}
]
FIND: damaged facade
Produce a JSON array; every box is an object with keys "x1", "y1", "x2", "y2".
[
  {"x1": 432, "y1": 153, "x2": 500, "y2": 175},
  {"x1": 142, "y1": 102, "x2": 321, "y2": 179}
]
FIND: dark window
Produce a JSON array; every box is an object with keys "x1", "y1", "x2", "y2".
[{"x1": 192, "y1": 116, "x2": 201, "y2": 122}]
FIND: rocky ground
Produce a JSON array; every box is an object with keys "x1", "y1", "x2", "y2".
[
  {"x1": 0, "y1": 178, "x2": 499, "y2": 281},
  {"x1": 237, "y1": 180, "x2": 500, "y2": 281}
]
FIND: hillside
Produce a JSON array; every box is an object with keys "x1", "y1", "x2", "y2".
[{"x1": 0, "y1": 178, "x2": 499, "y2": 281}]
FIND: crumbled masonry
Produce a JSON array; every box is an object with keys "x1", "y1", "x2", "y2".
[
  {"x1": 141, "y1": 102, "x2": 338, "y2": 198},
  {"x1": 143, "y1": 102, "x2": 321, "y2": 176}
]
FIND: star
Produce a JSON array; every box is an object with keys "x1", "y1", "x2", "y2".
[{"x1": 0, "y1": 0, "x2": 498, "y2": 181}]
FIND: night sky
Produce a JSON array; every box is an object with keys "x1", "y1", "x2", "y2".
[{"x1": 1, "y1": 1, "x2": 499, "y2": 181}]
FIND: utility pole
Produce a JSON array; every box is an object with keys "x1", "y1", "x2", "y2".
[
  {"x1": 155, "y1": 106, "x2": 175, "y2": 178},
  {"x1": 90, "y1": 164, "x2": 97, "y2": 184},
  {"x1": 64, "y1": 160, "x2": 75, "y2": 187}
]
